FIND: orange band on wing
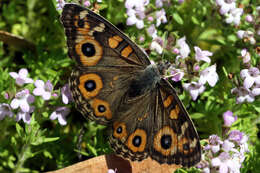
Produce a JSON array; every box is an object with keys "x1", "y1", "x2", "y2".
[
  {"x1": 75, "y1": 38, "x2": 103, "y2": 66},
  {"x1": 121, "y1": 45, "x2": 133, "y2": 58},
  {"x1": 169, "y1": 105, "x2": 180, "y2": 119},
  {"x1": 108, "y1": 35, "x2": 123, "y2": 48},
  {"x1": 78, "y1": 73, "x2": 103, "y2": 99},
  {"x1": 163, "y1": 95, "x2": 174, "y2": 108},
  {"x1": 153, "y1": 126, "x2": 177, "y2": 156},
  {"x1": 91, "y1": 98, "x2": 112, "y2": 120},
  {"x1": 126, "y1": 129, "x2": 147, "y2": 153},
  {"x1": 113, "y1": 121, "x2": 128, "y2": 141}
]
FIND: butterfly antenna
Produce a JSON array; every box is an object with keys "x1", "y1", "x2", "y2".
[{"x1": 164, "y1": 71, "x2": 182, "y2": 79}]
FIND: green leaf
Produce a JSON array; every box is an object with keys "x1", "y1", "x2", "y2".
[
  {"x1": 16, "y1": 123, "x2": 24, "y2": 137},
  {"x1": 253, "y1": 105, "x2": 260, "y2": 113},
  {"x1": 191, "y1": 16, "x2": 200, "y2": 25},
  {"x1": 190, "y1": 113, "x2": 205, "y2": 119},
  {"x1": 43, "y1": 150, "x2": 53, "y2": 159},
  {"x1": 11, "y1": 136, "x2": 17, "y2": 146},
  {"x1": 43, "y1": 137, "x2": 60, "y2": 143},
  {"x1": 173, "y1": 12, "x2": 184, "y2": 25},
  {"x1": 86, "y1": 143, "x2": 98, "y2": 156}
]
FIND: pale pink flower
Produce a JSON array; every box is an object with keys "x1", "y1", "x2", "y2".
[
  {"x1": 199, "y1": 64, "x2": 219, "y2": 87},
  {"x1": 171, "y1": 69, "x2": 184, "y2": 82},
  {"x1": 183, "y1": 81, "x2": 205, "y2": 100},
  {"x1": 33, "y1": 80, "x2": 53, "y2": 100},
  {"x1": 225, "y1": 8, "x2": 243, "y2": 26},
  {"x1": 9, "y1": 68, "x2": 33, "y2": 86},
  {"x1": 10, "y1": 89, "x2": 35, "y2": 112},
  {"x1": 194, "y1": 46, "x2": 212, "y2": 63},
  {"x1": 50, "y1": 107, "x2": 70, "y2": 126},
  {"x1": 156, "y1": 9, "x2": 167, "y2": 27},
  {"x1": 0, "y1": 103, "x2": 13, "y2": 120},
  {"x1": 176, "y1": 37, "x2": 190, "y2": 59},
  {"x1": 16, "y1": 106, "x2": 35, "y2": 124},
  {"x1": 223, "y1": 110, "x2": 237, "y2": 127},
  {"x1": 61, "y1": 84, "x2": 73, "y2": 104},
  {"x1": 240, "y1": 67, "x2": 260, "y2": 89}
]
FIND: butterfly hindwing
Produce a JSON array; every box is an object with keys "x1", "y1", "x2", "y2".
[
  {"x1": 108, "y1": 88, "x2": 158, "y2": 161},
  {"x1": 150, "y1": 79, "x2": 201, "y2": 167},
  {"x1": 108, "y1": 78, "x2": 201, "y2": 167}
]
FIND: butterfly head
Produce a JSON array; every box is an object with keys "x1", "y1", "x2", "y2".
[{"x1": 156, "y1": 61, "x2": 171, "y2": 77}]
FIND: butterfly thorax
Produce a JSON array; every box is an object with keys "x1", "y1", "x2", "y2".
[{"x1": 128, "y1": 64, "x2": 161, "y2": 98}]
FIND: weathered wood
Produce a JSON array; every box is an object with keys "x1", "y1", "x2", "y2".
[
  {"x1": 48, "y1": 154, "x2": 181, "y2": 173},
  {"x1": 0, "y1": 30, "x2": 36, "y2": 52}
]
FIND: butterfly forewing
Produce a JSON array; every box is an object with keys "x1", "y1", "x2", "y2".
[{"x1": 61, "y1": 3, "x2": 150, "y2": 68}]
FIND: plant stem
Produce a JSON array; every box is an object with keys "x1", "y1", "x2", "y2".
[{"x1": 13, "y1": 142, "x2": 30, "y2": 173}]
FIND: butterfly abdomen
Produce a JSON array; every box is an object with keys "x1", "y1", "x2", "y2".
[{"x1": 128, "y1": 64, "x2": 161, "y2": 98}]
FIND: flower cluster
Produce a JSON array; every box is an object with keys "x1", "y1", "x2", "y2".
[
  {"x1": 127, "y1": 1, "x2": 219, "y2": 100},
  {"x1": 56, "y1": 0, "x2": 65, "y2": 10},
  {"x1": 197, "y1": 111, "x2": 249, "y2": 173},
  {"x1": 221, "y1": 4, "x2": 260, "y2": 104},
  {"x1": 168, "y1": 37, "x2": 219, "y2": 100},
  {"x1": 0, "y1": 68, "x2": 73, "y2": 125},
  {"x1": 231, "y1": 67, "x2": 260, "y2": 103},
  {"x1": 215, "y1": 0, "x2": 243, "y2": 26},
  {"x1": 124, "y1": 0, "x2": 170, "y2": 54},
  {"x1": 237, "y1": 30, "x2": 256, "y2": 45},
  {"x1": 56, "y1": 0, "x2": 102, "y2": 9}
]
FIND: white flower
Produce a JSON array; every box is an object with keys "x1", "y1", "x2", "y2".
[
  {"x1": 50, "y1": 107, "x2": 70, "y2": 126},
  {"x1": 9, "y1": 68, "x2": 33, "y2": 86},
  {"x1": 231, "y1": 87, "x2": 255, "y2": 103},
  {"x1": 156, "y1": 9, "x2": 167, "y2": 27},
  {"x1": 194, "y1": 46, "x2": 213, "y2": 63},
  {"x1": 10, "y1": 89, "x2": 35, "y2": 112},
  {"x1": 211, "y1": 152, "x2": 240, "y2": 173},
  {"x1": 225, "y1": 8, "x2": 243, "y2": 26},
  {"x1": 125, "y1": 0, "x2": 148, "y2": 29},
  {"x1": 176, "y1": 37, "x2": 190, "y2": 59},
  {"x1": 240, "y1": 49, "x2": 251, "y2": 64},
  {"x1": 125, "y1": 0, "x2": 148, "y2": 9},
  {"x1": 240, "y1": 67, "x2": 260, "y2": 89},
  {"x1": 199, "y1": 64, "x2": 219, "y2": 87},
  {"x1": 147, "y1": 24, "x2": 158, "y2": 39},
  {"x1": 0, "y1": 103, "x2": 13, "y2": 120},
  {"x1": 183, "y1": 81, "x2": 205, "y2": 100},
  {"x1": 16, "y1": 106, "x2": 35, "y2": 124},
  {"x1": 222, "y1": 140, "x2": 235, "y2": 152},
  {"x1": 61, "y1": 84, "x2": 73, "y2": 104},
  {"x1": 150, "y1": 40, "x2": 163, "y2": 54},
  {"x1": 237, "y1": 30, "x2": 245, "y2": 39},
  {"x1": 215, "y1": 0, "x2": 236, "y2": 15},
  {"x1": 33, "y1": 80, "x2": 53, "y2": 100}
]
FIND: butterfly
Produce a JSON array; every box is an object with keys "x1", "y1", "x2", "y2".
[{"x1": 61, "y1": 3, "x2": 201, "y2": 167}]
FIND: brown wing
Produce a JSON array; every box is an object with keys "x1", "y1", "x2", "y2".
[
  {"x1": 60, "y1": 4, "x2": 151, "y2": 124},
  {"x1": 149, "y1": 79, "x2": 201, "y2": 167},
  {"x1": 60, "y1": 3, "x2": 150, "y2": 68},
  {"x1": 108, "y1": 89, "x2": 158, "y2": 162},
  {"x1": 108, "y1": 78, "x2": 201, "y2": 167}
]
